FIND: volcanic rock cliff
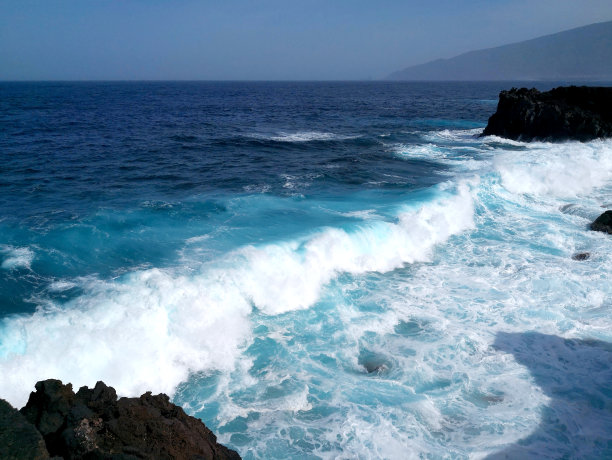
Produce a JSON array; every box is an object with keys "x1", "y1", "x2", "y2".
[
  {"x1": 1, "y1": 379, "x2": 241, "y2": 460},
  {"x1": 481, "y1": 86, "x2": 612, "y2": 141}
]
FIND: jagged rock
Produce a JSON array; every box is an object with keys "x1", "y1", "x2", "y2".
[
  {"x1": 591, "y1": 210, "x2": 612, "y2": 234},
  {"x1": 481, "y1": 86, "x2": 612, "y2": 141},
  {"x1": 18, "y1": 379, "x2": 241, "y2": 460},
  {"x1": 0, "y1": 398, "x2": 50, "y2": 460}
]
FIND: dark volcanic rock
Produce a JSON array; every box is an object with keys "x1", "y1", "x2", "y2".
[
  {"x1": 572, "y1": 252, "x2": 590, "y2": 261},
  {"x1": 481, "y1": 86, "x2": 612, "y2": 141},
  {"x1": 0, "y1": 398, "x2": 50, "y2": 460},
  {"x1": 17, "y1": 379, "x2": 241, "y2": 460},
  {"x1": 591, "y1": 210, "x2": 612, "y2": 234}
]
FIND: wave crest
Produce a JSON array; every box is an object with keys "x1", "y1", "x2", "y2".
[{"x1": 0, "y1": 183, "x2": 476, "y2": 406}]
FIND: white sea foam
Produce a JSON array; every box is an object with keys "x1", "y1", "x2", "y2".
[
  {"x1": 495, "y1": 139, "x2": 612, "y2": 197},
  {"x1": 337, "y1": 209, "x2": 380, "y2": 219},
  {"x1": 253, "y1": 131, "x2": 359, "y2": 143},
  {"x1": 1, "y1": 246, "x2": 34, "y2": 270},
  {"x1": 0, "y1": 182, "x2": 476, "y2": 407},
  {"x1": 48, "y1": 280, "x2": 78, "y2": 292},
  {"x1": 0, "y1": 269, "x2": 253, "y2": 407},
  {"x1": 391, "y1": 142, "x2": 485, "y2": 174},
  {"x1": 422, "y1": 128, "x2": 482, "y2": 143},
  {"x1": 280, "y1": 173, "x2": 321, "y2": 190},
  {"x1": 185, "y1": 234, "x2": 211, "y2": 244},
  {"x1": 393, "y1": 143, "x2": 448, "y2": 160},
  {"x1": 217, "y1": 383, "x2": 312, "y2": 425},
  {"x1": 242, "y1": 184, "x2": 271, "y2": 193},
  {"x1": 480, "y1": 134, "x2": 529, "y2": 147}
]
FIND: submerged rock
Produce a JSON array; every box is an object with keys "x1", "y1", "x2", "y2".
[
  {"x1": 591, "y1": 210, "x2": 612, "y2": 234},
  {"x1": 362, "y1": 362, "x2": 389, "y2": 374},
  {"x1": 481, "y1": 86, "x2": 612, "y2": 141},
  {"x1": 11, "y1": 379, "x2": 241, "y2": 460},
  {"x1": 358, "y1": 351, "x2": 391, "y2": 375},
  {"x1": 572, "y1": 252, "x2": 590, "y2": 261}
]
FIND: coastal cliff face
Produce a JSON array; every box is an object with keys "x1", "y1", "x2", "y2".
[
  {"x1": 482, "y1": 86, "x2": 612, "y2": 141},
  {"x1": 1, "y1": 379, "x2": 241, "y2": 460}
]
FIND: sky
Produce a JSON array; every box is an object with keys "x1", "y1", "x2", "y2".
[{"x1": 1, "y1": 0, "x2": 612, "y2": 80}]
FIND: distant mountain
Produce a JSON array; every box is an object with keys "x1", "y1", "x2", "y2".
[{"x1": 387, "y1": 21, "x2": 612, "y2": 81}]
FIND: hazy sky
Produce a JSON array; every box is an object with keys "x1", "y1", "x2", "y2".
[{"x1": 1, "y1": 0, "x2": 612, "y2": 80}]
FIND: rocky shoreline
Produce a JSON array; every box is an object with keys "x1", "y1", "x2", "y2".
[
  {"x1": 1, "y1": 379, "x2": 241, "y2": 460},
  {"x1": 482, "y1": 85, "x2": 612, "y2": 244},
  {"x1": 481, "y1": 86, "x2": 612, "y2": 142}
]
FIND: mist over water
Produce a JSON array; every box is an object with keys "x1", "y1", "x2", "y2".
[{"x1": 1, "y1": 82, "x2": 611, "y2": 458}]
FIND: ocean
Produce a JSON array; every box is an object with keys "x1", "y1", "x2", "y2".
[{"x1": 1, "y1": 81, "x2": 611, "y2": 459}]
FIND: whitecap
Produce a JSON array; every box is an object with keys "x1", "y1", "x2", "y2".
[
  {"x1": 422, "y1": 128, "x2": 482, "y2": 143},
  {"x1": 1, "y1": 246, "x2": 34, "y2": 270},
  {"x1": 252, "y1": 131, "x2": 359, "y2": 143}
]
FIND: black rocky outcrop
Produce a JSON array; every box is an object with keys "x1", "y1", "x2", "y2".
[
  {"x1": 591, "y1": 210, "x2": 612, "y2": 234},
  {"x1": 1, "y1": 379, "x2": 241, "y2": 460},
  {"x1": 0, "y1": 398, "x2": 51, "y2": 459},
  {"x1": 481, "y1": 86, "x2": 612, "y2": 141}
]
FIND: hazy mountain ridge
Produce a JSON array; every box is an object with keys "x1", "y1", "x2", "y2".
[{"x1": 387, "y1": 20, "x2": 612, "y2": 81}]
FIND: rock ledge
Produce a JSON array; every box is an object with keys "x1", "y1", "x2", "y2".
[
  {"x1": 481, "y1": 86, "x2": 612, "y2": 141},
  {"x1": 1, "y1": 379, "x2": 241, "y2": 460}
]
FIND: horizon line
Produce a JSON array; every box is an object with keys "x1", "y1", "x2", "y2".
[{"x1": 2, "y1": 78, "x2": 612, "y2": 83}]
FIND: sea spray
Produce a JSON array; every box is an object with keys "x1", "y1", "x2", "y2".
[{"x1": 495, "y1": 139, "x2": 612, "y2": 197}]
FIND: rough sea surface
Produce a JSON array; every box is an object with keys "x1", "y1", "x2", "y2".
[{"x1": 1, "y1": 81, "x2": 612, "y2": 459}]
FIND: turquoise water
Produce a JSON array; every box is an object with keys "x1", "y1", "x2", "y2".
[{"x1": 1, "y1": 82, "x2": 612, "y2": 458}]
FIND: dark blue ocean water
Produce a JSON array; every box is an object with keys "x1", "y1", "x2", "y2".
[
  {"x1": 1, "y1": 82, "x2": 612, "y2": 459},
  {"x1": 0, "y1": 81, "x2": 497, "y2": 314}
]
